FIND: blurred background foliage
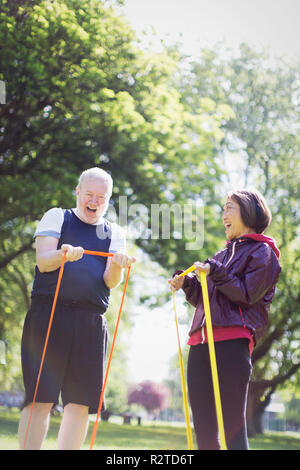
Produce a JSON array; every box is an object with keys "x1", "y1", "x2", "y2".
[{"x1": 0, "y1": 0, "x2": 299, "y2": 435}]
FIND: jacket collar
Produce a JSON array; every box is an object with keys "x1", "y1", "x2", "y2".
[{"x1": 226, "y1": 233, "x2": 280, "y2": 259}]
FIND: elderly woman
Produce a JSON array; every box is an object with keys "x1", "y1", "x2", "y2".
[{"x1": 169, "y1": 189, "x2": 281, "y2": 450}]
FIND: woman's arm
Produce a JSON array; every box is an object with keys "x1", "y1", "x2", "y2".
[
  {"x1": 208, "y1": 245, "x2": 281, "y2": 307},
  {"x1": 169, "y1": 270, "x2": 203, "y2": 307}
]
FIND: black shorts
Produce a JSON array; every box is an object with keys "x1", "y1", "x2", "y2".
[{"x1": 21, "y1": 296, "x2": 108, "y2": 414}]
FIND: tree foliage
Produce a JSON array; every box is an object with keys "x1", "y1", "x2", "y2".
[
  {"x1": 1, "y1": 1, "x2": 299, "y2": 431},
  {"x1": 0, "y1": 0, "x2": 226, "y2": 270},
  {"x1": 0, "y1": 0, "x2": 226, "y2": 396},
  {"x1": 128, "y1": 380, "x2": 170, "y2": 414},
  {"x1": 175, "y1": 43, "x2": 300, "y2": 434}
]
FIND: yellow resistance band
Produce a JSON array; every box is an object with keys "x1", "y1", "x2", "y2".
[
  {"x1": 172, "y1": 290, "x2": 194, "y2": 450},
  {"x1": 199, "y1": 271, "x2": 227, "y2": 450},
  {"x1": 177, "y1": 265, "x2": 227, "y2": 450}
]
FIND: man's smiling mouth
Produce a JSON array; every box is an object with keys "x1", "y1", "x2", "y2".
[{"x1": 86, "y1": 207, "x2": 97, "y2": 213}]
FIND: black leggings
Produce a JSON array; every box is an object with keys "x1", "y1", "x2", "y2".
[{"x1": 187, "y1": 338, "x2": 252, "y2": 450}]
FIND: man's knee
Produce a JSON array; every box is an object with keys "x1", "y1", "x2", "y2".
[
  {"x1": 24, "y1": 402, "x2": 53, "y2": 416},
  {"x1": 64, "y1": 403, "x2": 89, "y2": 416}
]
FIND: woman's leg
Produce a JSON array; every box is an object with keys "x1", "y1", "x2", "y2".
[
  {"x1": 217, "y1": 339, "x2": 252, "y2": 450},
  {"x1": 187, "y1": 339, "x2": 252, "y2": 450},
  {"x1": 188, "y1": 344, "x2": 219, "y2": 449}
]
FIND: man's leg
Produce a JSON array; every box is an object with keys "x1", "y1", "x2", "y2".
[
  {"x1": 18, "y1": 402, "x2": 53, "y2": 450},
  {"x1": 58, "y1": 403, "x2": 89, "y2": 450}
]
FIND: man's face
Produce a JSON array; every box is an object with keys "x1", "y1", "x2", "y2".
[{"x1": 76, "y1": 177, "x2": 110, "y2": 224}]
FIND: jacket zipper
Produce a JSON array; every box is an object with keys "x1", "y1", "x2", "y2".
[
  {"x1": 201, "y1": 241, "x2": 236, "y2": 342},
  {"x1": 201, "y1": 325, "x2": 205, "y2": 343},
  {"x1": 239, "y1": 306, "x2": 246, "y2": 328},
  {"x1": 225, "y1": 241, "x2": 246, "y2": 327},
  {"x1": 225, "y1": 241, "x2": 236, "y2": 266}
]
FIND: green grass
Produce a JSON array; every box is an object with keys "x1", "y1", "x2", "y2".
[
  {"x1": 1, "y1": 409, "x2": 300, "y2": 450},
  {"x1": 248, "y1": 430, "x2": 300, "y2": 450}
]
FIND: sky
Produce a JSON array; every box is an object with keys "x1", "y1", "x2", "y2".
[
  {"x1": 117, "y1": 0, "x2": 300, "y2": 385},
  {"x1": 119, "y1": 0, "x2": 300, "y2": 60},
  {"x1": 126, "y1": 297, "x2": 189, "y2": 385},
  {"x1": 124, "y1": 251, "x2": 190, "y2": 385}
]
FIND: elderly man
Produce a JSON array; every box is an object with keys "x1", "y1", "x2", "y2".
[{"x1": 18, "y1": 167, "x2": 135, "y2": 450}]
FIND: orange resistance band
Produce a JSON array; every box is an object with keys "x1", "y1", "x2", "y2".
[
  {"x1": 84, "y1": 250, "x2": 114, "y2": 257},
  {"x1": 22, "y1": 250, "x2": 131, "y2": 450},
  {"x1": 89, "y1": 265, "x2": 131, "y2": 450},
  {"x1": 22, "y1": 251, "x2": 67, "y2": 450}
]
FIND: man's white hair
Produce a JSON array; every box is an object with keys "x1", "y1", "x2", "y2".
[{"x1": 78, "y1": 167, "x2": 113, "y2": 198}]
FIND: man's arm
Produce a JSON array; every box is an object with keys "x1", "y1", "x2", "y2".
[
  {"x1": 35, "y1": 236, "x2": 84, "y2": 272},
  {"x1": 103, "y1": 253, "x2": 136, "y2": 289}
]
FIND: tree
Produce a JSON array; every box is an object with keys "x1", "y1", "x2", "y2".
[
  {"x1": 177, "y1": 43, "x2": 300, "y2": 435},
  {"x1": 0, "y1": 0, "x2": 228, "y2": 388},
  {"x1": 284, "y1": 395, "x2": 300, "y2": 430},
  {"x1": 1, "y1": 0, "x2": 141, "y2": 267},
  {"x1": 0, "y1": 0, "x2": 226, "y2": 271},
  {"x1": 128, "y1": 380, "x2": 170, "y2": 415},
  {"x1": 0, "y1": 250, "x2": 35, "y2": 390}
]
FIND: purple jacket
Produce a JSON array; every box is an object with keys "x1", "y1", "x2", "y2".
[{"x1": 178, "y1": 234, "x2": 281, "y2": 343}]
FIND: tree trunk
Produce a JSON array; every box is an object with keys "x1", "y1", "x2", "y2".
[
  {"x1": 101, "y1": 409, "x2": 112, "y2": 421},
  {"x1": 246, "y1": 389, "x2": 265, "y2": 437},
  {"x1": 247, "y1": 361, "x2": 300, "y2": 437}
]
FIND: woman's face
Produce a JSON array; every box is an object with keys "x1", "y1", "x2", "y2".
[{"x1": 222, "y1": 197, "x2": 253, "y2": 240}]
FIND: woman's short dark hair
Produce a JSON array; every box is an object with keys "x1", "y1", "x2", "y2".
[{"x1": 227, "y1": 189, "x2": 272, "y2": 234}]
